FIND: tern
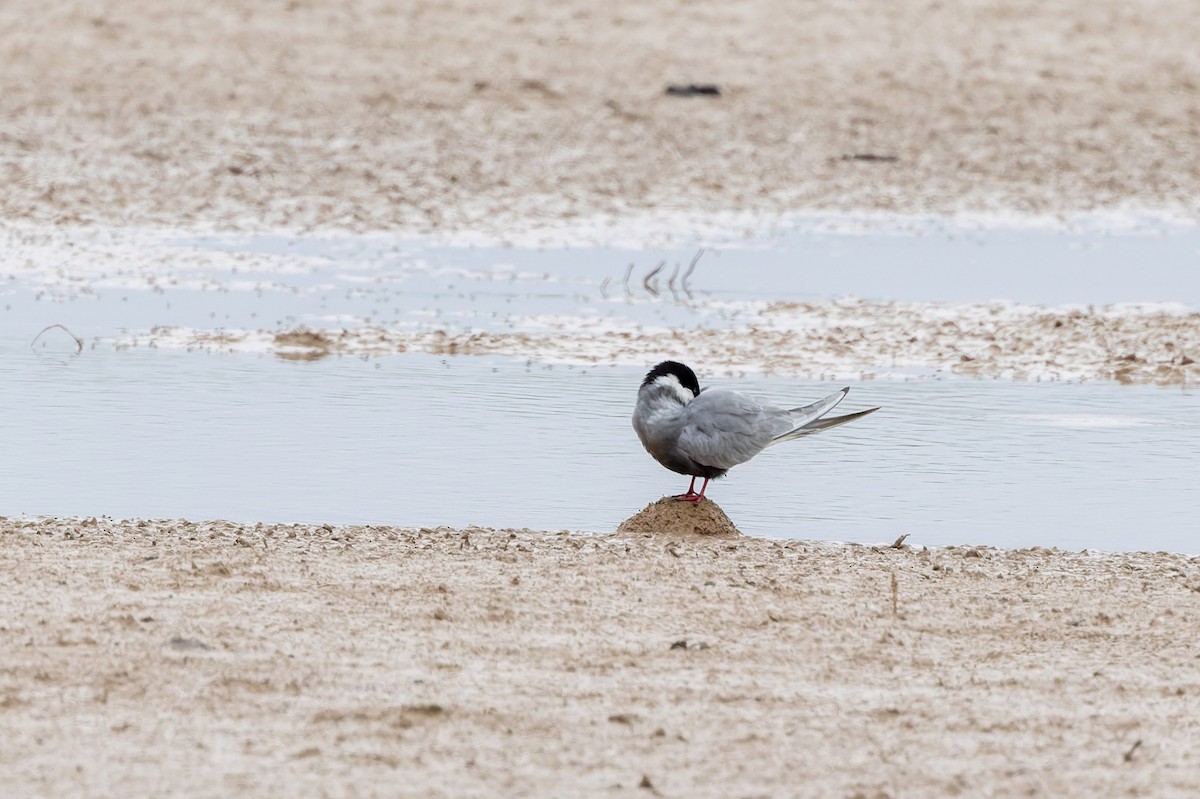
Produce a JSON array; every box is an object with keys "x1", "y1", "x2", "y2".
[{"x1": 632, "y1": 361, "x2": 879, "y2": 502}]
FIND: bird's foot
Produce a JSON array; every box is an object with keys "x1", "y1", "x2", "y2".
[
  {"x1": 672, "y1": 477, "x2": 702, "y2": 502},
  {"x1": 672, "y1": 476, "x2": 709, "y2": 503}
]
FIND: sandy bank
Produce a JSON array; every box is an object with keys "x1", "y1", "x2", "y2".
[
  {"x1": 119, "y1": 299, "x2": 1200, "y2": 385},
  {"x1": 2, "y1": 0, "x2": 1199, "y2": 233},
  {"x1": 3, "y1": 516, "x2": 1198, "y2": 797}
]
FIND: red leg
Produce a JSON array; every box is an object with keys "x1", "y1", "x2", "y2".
[
  {"x1": 674, "y1": 477, "x2": 710, "y2": 503},
  {"x1": 672, "y1": 475, "x2": 700, "y2": 501},
  {"x1": 671, "y1": 476, "x2": 699, "y2": 501}
]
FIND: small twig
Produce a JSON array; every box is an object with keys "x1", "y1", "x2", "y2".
[
  {"x1": 841, "y1": 153, "x2": 899, "y2": 163},
  {"x1": 681, "y1": 248, "x2": 704, "y2": 293},
  {"x1": 643, "y1": 260, "x2": 664, "y2": 289},
  {"x1": 31, "y1": 323, "x2": 84, "y2": 354},
  {"x1": 666, "y1": 263, "x2": 681, "y2": 302},
  {"x1": 891, "y1": 533, "x2": 910, "y2": 549},
  {"x1": 643, "y1": 260, "x2": 665, "y2": 297},
  {"x1": 599, "y1": 276, "x2": 611, "y2": 299},
  {"x1": 1124, "y1": 739, "x2": 1143, "y2": 762},
  {"x1": 623, "y1": 263, "x2": 635, "y2": 298}
]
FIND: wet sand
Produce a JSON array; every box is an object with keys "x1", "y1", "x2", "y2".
[
  {"x1": 3, "y1": 517, "x2": 1198, "y2": 797},
  {"x1": 122, "y1": 300, "x2": 1200, "y2": 385}
]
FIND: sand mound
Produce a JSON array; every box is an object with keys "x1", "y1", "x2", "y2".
[{"x1": 616, "y1": 497, "x2": 742, "y2": 538}]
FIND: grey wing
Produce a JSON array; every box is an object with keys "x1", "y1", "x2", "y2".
[{"x1": 675, "y1": 389, "x2": 787, "y2": 470}]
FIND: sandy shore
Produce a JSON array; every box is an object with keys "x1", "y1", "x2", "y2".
[
  {"x1": 3, "y1": 0, "x2": 1199, "y2": 233},
  {"x1": 3, "y1": 516, "x2": 1199, "y2": 797}
]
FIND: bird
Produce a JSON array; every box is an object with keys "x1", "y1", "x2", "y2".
[{"x1": 631, "y1": 361, "x2": 880, "y2": 502}]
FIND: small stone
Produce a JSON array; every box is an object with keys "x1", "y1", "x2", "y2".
[{"x1": 166, "y1": 636, "x2": 211, "y2": 651}]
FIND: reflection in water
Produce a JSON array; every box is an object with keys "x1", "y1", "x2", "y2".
[
  {"x1": 29, "y1": 323, "x2": 85, "y2": 366},
  {"x1": 1, "y1": 346, "x2": 1196, "y2": 554}
]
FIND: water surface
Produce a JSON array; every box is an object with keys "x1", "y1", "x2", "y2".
[
  {"x1": 9, "y1": 221, "x2": 1200, "y2": 349},
  {"x1": 5, "y1": 220, "x2": 1199, "y2": 552},
  {"x1": 3, "y1": 345, "x2": 1196, "y2": 553}
]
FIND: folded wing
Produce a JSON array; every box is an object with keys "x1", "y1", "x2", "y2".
[
  {"x1": 675, "y1": 389, "x2": 782, "y2": 471},
  {"x1": 676, "y1": 386, "x2": 881, "y2": 468}
]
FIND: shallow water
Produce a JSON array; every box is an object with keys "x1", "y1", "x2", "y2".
[
  {"x1": 4, "y1": 220, "x2": 1199, "y2": 551},
  {"x1": 8, "y1": 221, "x2": 1200, "y2": 350},
  {"x1": 3, "y1": 345, "x2": 1197, "y2": 553},
  {"x1": 178, "y1": 218, "x2": 1200, "y2": 306}
]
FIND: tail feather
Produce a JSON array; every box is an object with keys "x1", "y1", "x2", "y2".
[
  {"x1": 786, "y1": 387, "x2": 849, "y2": 427},
  {"x1": 768, "y1": 406, "x2": 880, "y2": 446}
]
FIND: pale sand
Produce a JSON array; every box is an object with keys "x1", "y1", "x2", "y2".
[
  {"x1": 2, "y1": 517, "x2": 1198, "y2": 797},
  {"x1": 2, "y1": 0, "x2": 1198, "y2": 233}
]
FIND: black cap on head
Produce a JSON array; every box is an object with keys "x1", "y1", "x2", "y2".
[{"x1": 641, "y1": 360, "x2": 701, "y2": 395}]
